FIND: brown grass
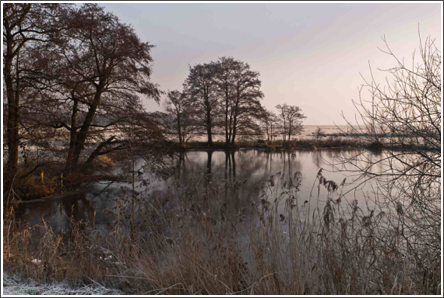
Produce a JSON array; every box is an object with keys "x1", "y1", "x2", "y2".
[{"x1": 3, "y1": 171, "x2": 441, "y2": 295}]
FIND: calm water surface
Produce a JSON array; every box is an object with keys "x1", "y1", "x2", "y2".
[{"x1": 17, "y1": 149, "x2": 384, "y2": 233}]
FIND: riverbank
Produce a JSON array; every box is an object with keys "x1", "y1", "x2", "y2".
[
  {"x1": 171, "y1": 137, "x2": 370, "y2": 151},
  {"x1": 170, "y1": 137, "x2": 436, "y2": 153}
]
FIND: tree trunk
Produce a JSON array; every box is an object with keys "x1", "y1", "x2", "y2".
[
  {"x1": 177, "y1": 113, "x2": 183, "y2": 145},
  {"x1": 206, "y1": 104, "x2": 213, "y2": 147},
  {"x1": 231, "y1": 125, "x2": 237, "y2": 145},
  {"x1": 231, "y1": 114, "x2": 237, "y2": 145},
  {"x1": 64, "y1": 97, "x2": 78, "y2": 175},
  {"x1": 207, "y1": 125, "x2": 213, "y2": 146},
  {"x1": 288, "y1": 123, "x2": 292, "y2": 142},
  {"x1": 282, "y1": 118, "x2": 287, "y2": 144},
  {"x1": 203, "y1": 89, "x2": 213, "y2": 147},
  {"x1": 231, "y1": 96, "x2": 240, "y2": 145},
  {"x1": 65, "y1": 85, "x2": 104, "y2": 176},
  {"x1": 4, "y1": 30, "x2": 20, "y2": 191},
  {"x1": 3, "y1": 5, "x2": 35, "y2": 193},
  {"x1": 228, "y1": 112, "x2": 233, "y2": 146},
  {"x1": 5, "y1": 69, "x2": 19, "y2": 183},
  {"x1": 270, "y1": 123, "x2": 273, "y2": 143},
  {"x1": 225, "y1": 90, "x2": 229, "y2": 147}
]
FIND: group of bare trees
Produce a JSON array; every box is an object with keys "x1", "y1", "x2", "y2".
[
  {"x1": 3, "y1": 3, "x2": 307, "y2": 195},
  {"x1": 163, "y1": 57, "x2": 266, "y2": 147},
  {"x1": 3, "y1": 3, "x2": 163, "y2": 191},
  {"x1": 163, "y1": 58, "x2": 306, "y2": 147},
  {"x1": 276, "y1": 103, "x2": 306, "y2": 144}
]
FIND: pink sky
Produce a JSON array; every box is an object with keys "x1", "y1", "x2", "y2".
[{"x1": 103, "y1": 2, "x2": 442, "y2": 125}]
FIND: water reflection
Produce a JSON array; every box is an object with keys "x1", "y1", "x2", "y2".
[
  {"x1": 17, "y1": 149, "x2": 384, "y2": 234},
  {"x1": 15, "y1": 192, "x2": 94, "y2": 233}
]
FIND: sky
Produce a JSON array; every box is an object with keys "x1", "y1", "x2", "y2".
[{"x1": 102, "y1": 2, "x2": 441, "y2": 125}]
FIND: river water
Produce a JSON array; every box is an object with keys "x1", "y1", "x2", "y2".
[{"x1": 16, "y1": 149, "x2": 385, "y2": 234}]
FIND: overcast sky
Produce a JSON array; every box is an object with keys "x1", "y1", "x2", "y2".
[{"x1": 102, "y1": 2, "x2": 441, "y2": 125}]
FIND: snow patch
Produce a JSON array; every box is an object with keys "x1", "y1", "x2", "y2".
[{"x1": 3, "y1": 272, "x2": 123, "y2": 295}]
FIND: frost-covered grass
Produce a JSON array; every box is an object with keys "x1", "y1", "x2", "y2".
[{"x1": 3, "y1": 272, "x2": 123, "y2": 296}]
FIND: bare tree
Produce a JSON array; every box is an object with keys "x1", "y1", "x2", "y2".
[
  {"x1": 37, "y1": 4, "x2": 162, "y2": 179},
  {"x1": 3, "y1": 3, "x2": 66, "y2": 190},
  {"x1": 164, "y1": 90, "x2": 197, "y2": 146},
  {"x1": 213, "y1": 57, "x2": 236, "y2": 147},
  {"x1": 276, "y1": 104, "x2": 288, "y2": 143},
  {"x1": 260, "y1": 109, "x2": 279, "y2": 143},
  {"x1": 228, "y1": 59, "x2": 264, "y2": 145},
  {"x1": 285, "y1": 105, "x2": 305, "y2": 141},
  {"x1": 185, "y1": 62, "x2": 220, "y2": 146},
  {"x1": 341, "y1": 34, "x2": 441, "y2": 280},
  {"x1": 276, "y1": 103, "x2": 305, "y2": 143},
  {"x1": 165, "y1": 90, "x2": 186, "y2": 145}
]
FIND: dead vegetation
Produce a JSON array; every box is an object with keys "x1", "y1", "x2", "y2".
[{"x1": 4, "y1": 169, "x2": 440, "y2": 295}]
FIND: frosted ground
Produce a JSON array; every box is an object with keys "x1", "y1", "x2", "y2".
[{"x1": 3, "y1": 272, "x2": 122, "y2": 296}]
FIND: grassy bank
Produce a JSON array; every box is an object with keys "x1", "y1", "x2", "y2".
[{"x1": 3, "y1": 171, "x2": 440, "y2": 295}]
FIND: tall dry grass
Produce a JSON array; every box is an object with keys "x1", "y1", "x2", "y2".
[{"x1": 3, "y1": 170, "x2": 441, "y2": 295}]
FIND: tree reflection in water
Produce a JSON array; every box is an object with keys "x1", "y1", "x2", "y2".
[{"x1": 17, "y1": 149, "x2": 383, "y2": 237}]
